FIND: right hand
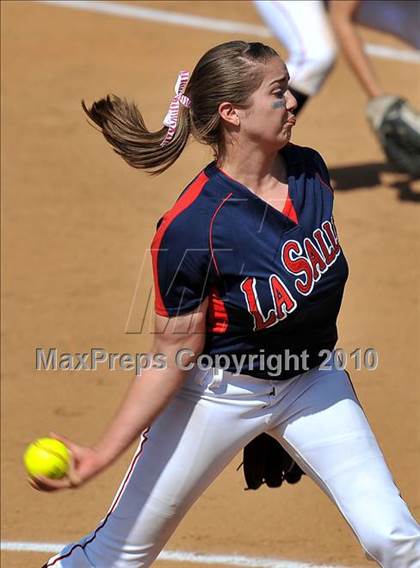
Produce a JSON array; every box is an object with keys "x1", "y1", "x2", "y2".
[{"x1": 28, "y1": 433, "x2": 108, "y2": 492}]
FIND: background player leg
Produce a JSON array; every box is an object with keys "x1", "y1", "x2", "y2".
[
  {"x1": 253, "y1": 0, "x2": 337, "y2": 113},
  {"x1": 269, "y1": 367, "x2": 420, "y2": 567}
]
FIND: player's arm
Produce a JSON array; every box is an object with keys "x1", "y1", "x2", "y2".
[
  {"x1": 29, "y1": 299, "x2": 208, "y2": 491},
  {"x1": 329, "y1": 0, "x2": 383, "y2": 99}
]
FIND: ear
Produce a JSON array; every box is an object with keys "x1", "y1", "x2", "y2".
[{"x1": 218, "y1": 102, "x2": 240, "y2": 127}]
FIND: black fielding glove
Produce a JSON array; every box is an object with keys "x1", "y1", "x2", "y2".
[
  {"x1": 366, "y1": 95, "x2": 420, "y2": 177},
  {"x1": 240, "y1": 433, "x2": 305, "y2": 490}
]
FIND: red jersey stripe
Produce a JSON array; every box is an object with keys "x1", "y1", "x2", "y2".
[
  {"x1": 151, "y1": 171, "x2": 209, "y2": 317},
  {"x1": 282, "y1": 193, "x2": 298, "y2": 224},
  {"x1": 209, "y1": 192, "x2": 234, "y2": 276},
  {"x1": 207, "y1": 286, "x2": 229, "y2": 333}
]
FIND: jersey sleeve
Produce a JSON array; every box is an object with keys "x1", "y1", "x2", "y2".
[
  {"x1": 309, "y1": 148, "x2": 332, "y2": 188},
  {"x1": 150, "y1": 213, "x2": 213, "y2": 317}
]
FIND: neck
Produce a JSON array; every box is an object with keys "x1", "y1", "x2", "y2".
[{"x1": 216, "y1": 142, "x2": 287, "y2": 189}]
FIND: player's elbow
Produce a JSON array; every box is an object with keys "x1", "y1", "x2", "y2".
[{"x1": 152, "y1": 298, "x2": 208, "y2": 361}]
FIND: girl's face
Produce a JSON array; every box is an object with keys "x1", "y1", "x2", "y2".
[{"x1": 238, "y1": 57, "x2": 297, "y2": 150}]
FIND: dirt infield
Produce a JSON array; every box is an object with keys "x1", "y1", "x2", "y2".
[{"x1": 2, "y1": 2, "x2": 419, "y2": 567}]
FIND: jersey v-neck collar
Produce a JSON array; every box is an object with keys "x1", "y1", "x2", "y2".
[{"x1": 206, "y1": 145, "x2": 298, "y2": 226}]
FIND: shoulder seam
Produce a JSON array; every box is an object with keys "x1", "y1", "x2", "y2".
[
  {"x1": 151, "y1": 171, "x2": 210, "y2": 317},
  {"x1": 209, "y1": 192, "x2": 234, "y2": 276}
]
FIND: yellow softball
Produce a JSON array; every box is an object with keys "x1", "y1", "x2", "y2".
[{"x1": 24, "y1": 437, "x2": 70, "y2": 479}]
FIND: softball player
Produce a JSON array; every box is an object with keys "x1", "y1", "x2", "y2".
[
  {"x1": 254, "y1": 0, "x2": 420, "y2": 176},
  {"x1": 32, "y1": 41, "x2": 420, "y2": 567},
  {"x1": 254, "y1": 0, "x2": 420, "y2": 106}
]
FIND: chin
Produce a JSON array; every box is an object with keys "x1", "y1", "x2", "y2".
[{"x1": 262, "y1": 133, "x2": 290, "y2": 152}]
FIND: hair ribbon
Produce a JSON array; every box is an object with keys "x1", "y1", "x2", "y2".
[{"x1": 160, "y1": 71, "x2": 191, "y2": 147}]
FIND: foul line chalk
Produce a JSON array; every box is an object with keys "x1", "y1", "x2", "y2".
[
  {"x1": 38, "y1": 0, "x2": 420, "y2": 65},
  {"x1": 38, "y1": 0, "x2": 271, "y2": 36},
  {"x1": 364, "y1": 43, "x2": 420, "y2": 64},
  {"x1": 1, "y1": 541, "x2": 348, "y2": 568}
]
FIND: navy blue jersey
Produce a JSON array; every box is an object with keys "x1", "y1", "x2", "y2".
[{"x1": 151, "y1": 144, "x2": 349, "y2": 380}]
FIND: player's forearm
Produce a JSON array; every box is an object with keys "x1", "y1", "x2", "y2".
[
  {"x1": 92, "y1": 362, "x2": 187, "y2": 467},
  {"x1": 92, "y1": 304, "x2": 208, "y2": 472},
  {"x1": 92, "y1": 332, "x2": 203, "y2": 469},
  {"x1": 329, "y1": 2, "x2": 383, "y2": 99}
]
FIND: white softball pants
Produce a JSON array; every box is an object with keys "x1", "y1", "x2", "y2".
[
  {"x1": 254, "y1": 0, "x2": 420, "y2": 96},
  {"x1": 254, "y1": 0, "x2": 337, "y2": 96},
  {"x1": 44, "y1": 365, "x2": 420, "y2": 568}
]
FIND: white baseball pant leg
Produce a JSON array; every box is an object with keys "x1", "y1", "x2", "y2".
[
  {"x1": 267, "y1": 368, "x2": 420, "y2": 567},
  {"x1": 44, "y1": 365, "x2": 420, "y2": 567},
  {"x1": 253, "y1": 0, "x2": 337, "y2": 95}
]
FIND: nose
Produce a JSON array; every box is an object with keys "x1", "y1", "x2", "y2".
[{"x1": 285, "y1": 89, "x2": 298, "y2": 113}]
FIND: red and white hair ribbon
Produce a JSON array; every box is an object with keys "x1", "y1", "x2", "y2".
[{"x1": 160, "y1": 70, "x2": 191, "y2": 147}]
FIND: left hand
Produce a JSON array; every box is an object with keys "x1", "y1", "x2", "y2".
[{"x1": 366, "y1": 95, "x2": 420, "y2": 177}]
